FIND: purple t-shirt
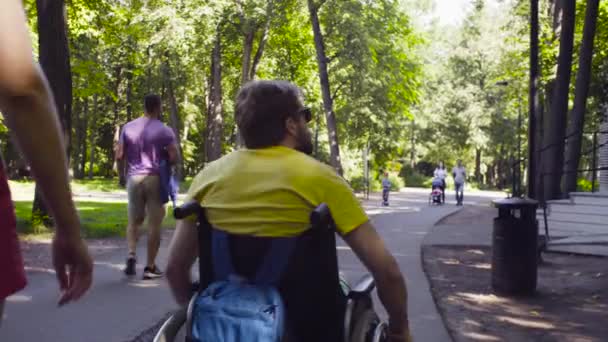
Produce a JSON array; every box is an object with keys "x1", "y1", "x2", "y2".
[{"x1": 120, "y1": 117, "x2": 176, "y2": 176}]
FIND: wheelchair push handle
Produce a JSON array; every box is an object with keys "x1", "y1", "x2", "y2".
[
  {"x1": 310, "y1": 203, "x2": 334, "y2": 229},
  {"x1": 174, "y1": 201, "x2": 203, "y2": 220}
]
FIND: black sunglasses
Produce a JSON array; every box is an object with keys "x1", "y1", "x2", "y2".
[{"x1": 298, "y1": 107, "x2": 312, "y2": 123}]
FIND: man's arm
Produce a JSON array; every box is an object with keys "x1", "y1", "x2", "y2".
[
  {"x1": 166, "y1": 218, "x2": 199, "y2": 306},
  {"x1": 0, "y1": 0, "x2": 92, "y2": 306},
  {"x1": 342, "y1": 221, "x2": 411, "y2": 341},
  {"x1": 167, "y1": 143, "x2": 178, "y2": 164}
]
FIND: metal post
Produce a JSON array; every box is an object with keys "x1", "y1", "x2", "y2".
[{"x1": 592, "y1": 132, "x2": 598, "y2": 192}]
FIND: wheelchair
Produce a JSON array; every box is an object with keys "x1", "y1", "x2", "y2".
[{"x1": 153, "y1": 202, "x2": 388, "y2": 342}]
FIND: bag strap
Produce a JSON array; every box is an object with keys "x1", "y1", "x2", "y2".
[
  {"x1": 210, "y1": 229, "x2": 297, "y2": 286},
  {"x1": 254, "y1": 237, "x2": 297, "y2": 285}
]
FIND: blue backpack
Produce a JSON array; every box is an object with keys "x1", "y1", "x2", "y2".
[{"x1": 191, "y1": 230, "x2": 296, "y2": 342}]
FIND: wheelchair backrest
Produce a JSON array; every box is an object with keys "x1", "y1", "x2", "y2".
[{"x1": 174, "y1": 203, "x2": 346, "y2": 342}]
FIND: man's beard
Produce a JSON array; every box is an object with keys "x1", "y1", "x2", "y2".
[{"x1": 295, "y1": 127, "x2": 314, "y2": 155}]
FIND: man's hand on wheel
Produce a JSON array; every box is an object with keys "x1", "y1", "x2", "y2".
[{"x1": 52, "y1": 235, "x2": 93, "y2": 306}]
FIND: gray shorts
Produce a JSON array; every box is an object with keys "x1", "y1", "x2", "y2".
[{"x1": 127, "y1": 175, "x2": 165, "y2": 224}]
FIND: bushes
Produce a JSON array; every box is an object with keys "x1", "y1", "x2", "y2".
[
  {"x1": 348, "y1": 173, "x2": 403, "y2": 192},
  {"x1": 577, "y1": 178, "x2": 600, "y2": 192},
  {"x1": 399, "y1": 164, "x2": 430, "y2": 188},
  {"x1": 388, "y1": 174, "x2": 404, "y2": 191}
]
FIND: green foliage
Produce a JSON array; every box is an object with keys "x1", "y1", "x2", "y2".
[
  {"x1": 15, "y1": 200, "x2": 176, "y2": 238},
  {"x1": 576, "y1": 178, "x2": 600, "y2": 192},
  {"x1": 399, "y1": 164, "x2": 428, "y2": 188}
]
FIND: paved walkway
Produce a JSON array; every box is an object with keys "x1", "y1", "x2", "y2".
[{"x1": 0, "y1": 188, "x2": 503, "y2": 342}]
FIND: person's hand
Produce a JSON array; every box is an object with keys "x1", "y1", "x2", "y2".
[{"x1": 52, "y1": 234, "x2": 93, "y2": 306}]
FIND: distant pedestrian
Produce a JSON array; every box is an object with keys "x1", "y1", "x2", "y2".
[
  {"x1": 433, "y1": 161, "x2": 447, "y2": 203},
  {"x1": 115, "y1": 94, "x2": 178, "y2": 279},
  {"x1": 453, "y1": 160, "x2": 466, "y2": 206},
  {"x1": 381, "y1": 172, "x2": 391, "y2": 206}
]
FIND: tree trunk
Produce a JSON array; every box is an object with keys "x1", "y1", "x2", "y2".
[
  {"x1": 543, "y1": 0, "x2": 575, "y2": 200},
  {"x1": 72, "y1": 99, "x2": 81, "y2": 178},
  {"x1": 163, "y1": 58, "x2": 185, "y2": 180},
  {"x1": 206, "y1": 29, "x2": 224, "y2": 163},
  {"x1": 33, "y1": 0, "x2": 73, "y2": 227},
  {"x1": 108, "y1": 66, "x2": 122, "y2": 178},
  {"x1": 126, "y1": 69, "x2": 133, "y2": 121},
  {"x1": 528, "y1": 0, "x2": 541, "y2": 199},
  {"x1": 475, "y1": 148, "x2": 482, "y2": 182},
  {"x1": 307, "y1": 0, "x2": 343, "y2": 175},
  {"x1": 249, "y1": 0, "x2": 274, "y2": 80},
  {"x1": 241, "y1": 30, "x2": 255, "y2": 85},
  {"x1": 563, "y1": 0, "x2": 599, "y2": 193},
  {"x1": 74, "y1": 99, "x2": 89, "y2": 178},
  {"x1": 410, "y1": 120, "x2": 416, "y2": 169}
]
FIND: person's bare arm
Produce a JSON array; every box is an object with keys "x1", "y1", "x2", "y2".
[
  {"x1": 115, "y1": 141, "x2": 124, "y2": 161},
  {"x1": 166, "y1": 218, "x2": 199, "y2": 306},
  {"x1": 0, "y1": 0, "x2": 92, "y2": 306},
  {"x1": 343, "y1": 221, "x2": 412, "y2": 341},
  {"x1": 167, "y1": 143, "x2": 178, "y2": 164}
]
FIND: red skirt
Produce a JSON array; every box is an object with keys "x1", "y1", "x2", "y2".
[{"x1": 0, "y1": 162, "x2": 26, "y2": 299}]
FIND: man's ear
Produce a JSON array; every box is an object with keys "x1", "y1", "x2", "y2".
[{"x1": 285, "y1": 116, "x2": 298, "y2": 137}]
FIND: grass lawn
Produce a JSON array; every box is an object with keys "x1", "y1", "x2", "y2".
[{"x1": 14, "y1": 200, "x2": 177, "y2": 238}]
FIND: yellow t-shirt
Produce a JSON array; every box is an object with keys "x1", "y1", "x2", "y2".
[{"x1": 186, "y1": 146, "x2": 368, "y2": 237}]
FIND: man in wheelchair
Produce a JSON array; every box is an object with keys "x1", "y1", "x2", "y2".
[{"x1": 164, "y1": 80, "x2": 411, "y2": 342}]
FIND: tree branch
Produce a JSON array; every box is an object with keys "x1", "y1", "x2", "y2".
[{"x1": 249, "y1": 0, "x2": 274, "y2": 80}]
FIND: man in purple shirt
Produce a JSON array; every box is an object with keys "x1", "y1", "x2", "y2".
[{"x1": 116, "y1": 94, "x2": 177, "y2": 279}]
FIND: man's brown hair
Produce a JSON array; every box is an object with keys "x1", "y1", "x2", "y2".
[{"x1": 235, "y1": 80, "x2": 304, "y2": 149}]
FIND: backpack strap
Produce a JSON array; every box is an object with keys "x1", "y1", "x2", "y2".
[
  {"x1": 210, "y1": 229, "x2": 297, "y2": 286},
  {"x1": 210, "y1": 230, "x2": 236, "y2": 281},
  {"x1": 253, "y1": 237, "x2": 297, "y2": 286}
]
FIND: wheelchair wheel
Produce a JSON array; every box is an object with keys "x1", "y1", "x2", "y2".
[{"x1": 349, "y1": 309, "x2": 384, "y2": 342}]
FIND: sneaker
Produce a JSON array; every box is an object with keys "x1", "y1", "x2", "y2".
[
  {"x1": 124, "y1": 256, "x2": 136, "y2": 276},
  {"x1": 143, "y1": 265, "x2": 163, "y2": 280}
]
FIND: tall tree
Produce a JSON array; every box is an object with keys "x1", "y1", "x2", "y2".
[
  {"x1": 543, "y1": 0, "x2": 576, "y2": 200},
  {"x1": 206, "y1": 28, "x2": 224, "y2": 162},
  {"x1": 163, "y1": 55, "x2": 185, "y2": 179},
  {"x1": 563, "y1": 0, "x2": 600, "y2": 193},
  {"x1": 307, "y1": 0, "x2": 343, "y2": 175},
  {"x1": 528, "y1": 0, "x2": 540, "y2": 199},
  {"x1": 33, "y1": 0, "x2": 73, "y2": 227}
]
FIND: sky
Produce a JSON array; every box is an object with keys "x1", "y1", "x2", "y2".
[{"x1": 435, "y1": 0, "x2": 472, "y2": 26}]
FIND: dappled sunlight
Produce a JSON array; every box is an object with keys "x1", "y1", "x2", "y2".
[
  {"x1": 24, "y1": 266, "x2": 55, "y2": 275},
  {"x1": 425, "y1": 246, "x2": 608, "y2": 341},
  {"x1": 496, "y1": 316, "x2": 555, "y2": 329},
  {"x1": 6, "y1": 294, "x2": 32, "y2": 303},
  {"x1": 94, "y1": 261, "x2": 127, "y2": 272},
  {"x1": 470, "y1": 263, "x2": 491, "y2": 270},
  {"x1": 461, "y1": 332, "x2": 501, "y2": 341},
  {"x1": 128, "y1": 281, "x2": 162, "y2": 289},
  {"x1": 456, "y1": 292, "x2": 510, "y2": 305}
]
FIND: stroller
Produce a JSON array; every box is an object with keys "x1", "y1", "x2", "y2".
[{"x1": 429, "y1": 178, "x2": 444, "y2": 205}]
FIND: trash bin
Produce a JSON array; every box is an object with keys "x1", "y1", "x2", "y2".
[{"x1": 491, "y1": 197, "x2": 539, "y2": 295}]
